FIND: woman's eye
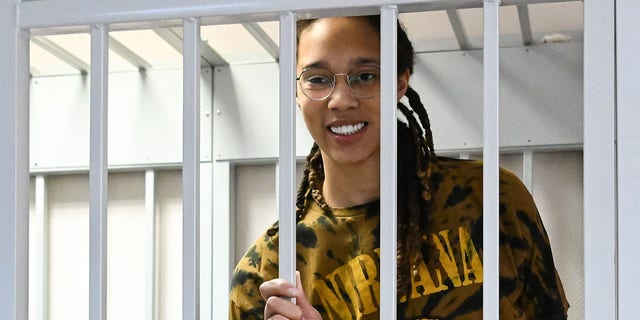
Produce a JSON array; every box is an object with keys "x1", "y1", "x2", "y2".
[
  {"x1": 350, "y1": 72, "x2": 378, "y2": 83},
  {"x1": 305, "y1": 75, "x2": 332, "y2": 86}
]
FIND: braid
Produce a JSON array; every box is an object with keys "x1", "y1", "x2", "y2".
[
  {"x1": 295, "y1": 143, "x2": 320, "y2": 221},
  {"x1": 405, "y1": 86, "x2": 436, "y2": 159},
  {"x1": 268, "y1": 143, "x2": 320, "y2": 237},
  {"x1": 396, "y1": 92, "x2": 439, "y2": 291}
]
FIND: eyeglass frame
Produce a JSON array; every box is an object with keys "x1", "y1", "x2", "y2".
[{"x1": 296, "y1": 65, "x2": 381, "y2": 101}]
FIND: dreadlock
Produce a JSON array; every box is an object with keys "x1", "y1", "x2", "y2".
[{"x1": 295, "y1": 15, "x2": 438, "y2": 300}]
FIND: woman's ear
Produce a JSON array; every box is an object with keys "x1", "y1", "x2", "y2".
[{"x1": 397, "y1": 68, "x2": 410, "y2": 100}]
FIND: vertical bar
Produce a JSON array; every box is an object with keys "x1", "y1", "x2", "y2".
[
  {"x1": 182, "y1": 17, "x2": 201, "y2": 320},
  {"x1": 482, "y1": 1, "x2": 500, "y2": 319},
  {"x1": 278, "y1": 11, "x2": 297, "y2": 286},
  {"x1": 616, "y1": 0, "x2": 640, "y2": 317},
  {"x1": 522, "y1": 150, "x2": 533, "y2": 191},
  {"x1": 34, "y1": 176, "x2": 49, "y2": 320},
  {"x1": 583, "y1": 0, "x2": 617, "y2": 319},
  {"x1": 89, "y1": 23, "x2": 109, "y2": 320},
  {"x1": 199, "y1": 163, "x2": 213, "y2": 320},
  {"x1": 380, "y1": 6, "x2": 398, "y2": 320},
  {"x1": 145, "y1": 170, "x2": 156, "y2": 320},
  {"x1": 0, "y1": 1, "x2": 29, "y2": 317},
  {"x1": 212, "y1": 162, "x2": 234, "y2": 319}
]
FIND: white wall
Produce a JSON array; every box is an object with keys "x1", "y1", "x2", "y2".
[{"x1": 28, "y1": 170, "x2": 184, "y2": 320}]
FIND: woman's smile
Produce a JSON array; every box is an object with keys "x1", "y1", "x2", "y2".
[{"x1": 328, "y1": 122, "x2": 367, "y2": 136}]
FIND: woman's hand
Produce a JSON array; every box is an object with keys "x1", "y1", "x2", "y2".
[{"x1": 259, "y1": 271, "x2": 322, "y2": 320}]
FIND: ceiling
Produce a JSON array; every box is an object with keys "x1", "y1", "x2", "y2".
[{"x1": 29, "y1": 1, "x2": 583, "y2": 77}]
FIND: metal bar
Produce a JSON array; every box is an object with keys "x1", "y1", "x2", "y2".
[
  {"x1": 154, "y1": 28, "x2": 227, "y2": 66},
  {"x1": 18, "y1": 0, "x2": 582, "y2": 30},
  {"x1": 212, "y1": 161, "x2": 234, "y2": 320},
  {"x1": 242, "y1": 22, "x2": 279, "y2": 61},
  {"x1": 200, "y1": 43, "x2": 228, "y2": 66},
  {"x1": 109, "y1": 36, "x2": 152, "y2": 71},
  {"x1": 459, "y1": 152, "x2": 471, "y2": 159},
  {"x1": 31, "y1": 36, "x2": 90, "y2": 74},
  {"x1": 516, "y1": 5, "x2": 533, "y2": 45},
  {"x1": 0, "y1": 5, "x2": 29, "y2": 317},
  {"x1": 145, "y1": 170, "x2": 156, "y2": 320},
  {"x1": 380, "y1": 5, "x2": 398, "y2": 320},
  {"x1": 446, "y1": 9, "x2": 471, "y2": 50},
  {"x1": 482, "y1": 1, "x2": 500, "y2": 319},
  {"x1": 199, "y1": 162, "x2": 214, "y2": 320},
  {"x1": 182, "y1": 17, "x2": 201, "y2": 320},
  {"x1": 31, "y1": 66, "x2": 41, "y2": 76},
  {"x1": 617, "y1": 0, "x2": 640, "y2": 317},
  {"x1": 583, "y1": 0, "x2": 617, "y2": 319},
  {"x1": 153, "y1": 28, "x2": 184, "y2": 54},
  {"x1": 34, "y1": 175, "x2": 49, "y2": 320},
  {"x1": 277, "y1": 10, "x2": 297, "y2": 288},
  {"x1": 89, "y1": 23, "x2": 109, "y2": 320},
  {"x1": 522, "y1": 150, "x2": 533, "y2": 191}
]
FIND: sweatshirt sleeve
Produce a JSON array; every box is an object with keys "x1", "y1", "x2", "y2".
[
  {"x1": 499, "y1": 170, "x2": 570, "y2": 319},
  {"x1": 229, "y1": 228, "x2": 281, "y2": 320}
]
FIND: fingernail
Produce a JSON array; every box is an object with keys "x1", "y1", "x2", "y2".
[{"x1": 288, "y1": 288, "x2": 299, "y2": 296}]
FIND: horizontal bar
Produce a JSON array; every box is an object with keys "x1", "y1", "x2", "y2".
[
  {"x1": 380, "y1": 5, "x2": 398, "y2": 319},
  {"x1": 18, "y1": 0, "x2": 580, "y2": 30}
]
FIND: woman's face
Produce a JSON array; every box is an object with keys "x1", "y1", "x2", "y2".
[{"x1": 297, "y1": 17, "x2": 408, "y2": 168}]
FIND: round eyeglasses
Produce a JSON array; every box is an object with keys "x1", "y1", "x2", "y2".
[{"x1": 296, "y1": 65, "x2": 381, "y2": 101}]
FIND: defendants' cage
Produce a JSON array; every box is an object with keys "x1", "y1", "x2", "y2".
[{"x1": 1, "y1": 0, "x2": 638, "y2": 319}]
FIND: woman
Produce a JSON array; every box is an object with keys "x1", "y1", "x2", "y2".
[{"x1": 229, "y1": 15, "x2": 569, "y2": 320}]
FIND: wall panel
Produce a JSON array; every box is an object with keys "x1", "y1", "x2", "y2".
[
  {"x1": 213, "y1": 42, "x2": 583, "y2": 161},
  {"x1": 29, "y1": 68, "x2": 213, "y2": 171}
]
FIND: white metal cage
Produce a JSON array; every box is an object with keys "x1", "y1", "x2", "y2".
[{"x1": 1, "y1": 0, "x2": 638, "y2": 319}]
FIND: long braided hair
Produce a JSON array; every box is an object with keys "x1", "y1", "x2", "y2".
[{"x1": 294, "y1": 16, "x2": 438, "y2": 298}]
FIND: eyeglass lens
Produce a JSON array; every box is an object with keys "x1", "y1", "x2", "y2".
[{"x1": 298, "y1": 66, "x2": 380, "y2": 100}]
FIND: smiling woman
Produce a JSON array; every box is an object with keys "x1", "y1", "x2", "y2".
[{"x1": 229, "y1": 15, "x2": 569, "y2": 320}]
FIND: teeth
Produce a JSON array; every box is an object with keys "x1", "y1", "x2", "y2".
[{"x1": 330, "y1": 123, "x2": 365, "y2": 136}]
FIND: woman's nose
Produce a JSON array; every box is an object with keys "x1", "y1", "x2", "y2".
[{"x1": 327, "y1": 78, "x2": 358, "y2": 111}]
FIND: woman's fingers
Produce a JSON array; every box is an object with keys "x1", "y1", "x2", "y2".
[
  {"x1": 260, "y1": 273, "x2": 322, "y2": 320},
  {"x1": 260, "y1": 278, "x2": 302, "y2": 319},
  {"x1": 259, "y1": 278, "x2": 298, "y2": 300},
  {"x1": 295, "y1": 271, "x2": 323, "y2": 320},
  {"x1": 264, "y1": 295, "x2": 303, "y2": 319}
]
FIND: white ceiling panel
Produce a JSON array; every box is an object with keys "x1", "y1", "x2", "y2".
[
  {"x1": 202, "y1": 24, "x2": 275, "y2": 64},
  {"x1": 110, "y1": 29, "x2": 182, "y2": 70},
  {"x1": 29, "y1": 2, "x2": 583, "y2": 77}
]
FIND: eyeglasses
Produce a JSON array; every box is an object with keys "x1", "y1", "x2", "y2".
[{"x1": 296, "y1": 65, "x2": 380, "y2": 101}]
